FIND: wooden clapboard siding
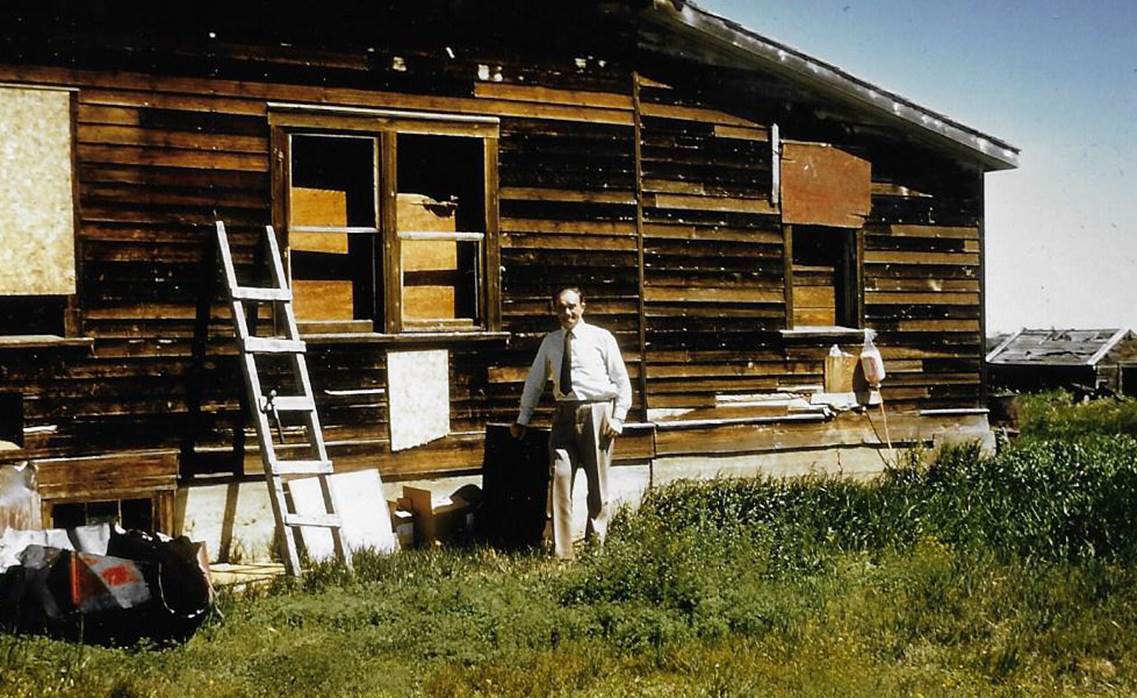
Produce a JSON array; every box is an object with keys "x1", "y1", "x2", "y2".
[
  {"x1": 864, "y1": 152, "x2": 985, "y2": 410},
  {"x1": 0, "y1": 1, "x2": 998, "y2": 483},
  {"x1": 636, "y1": 75, "x2": 781, "y2": 409},
  {"x1": 0, "y1": 12, "x2": 645, "y2": 478}
]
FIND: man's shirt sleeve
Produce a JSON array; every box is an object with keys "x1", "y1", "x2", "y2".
[
  {"x1": 517, "y1": 335, "x2": 551, "y2": 426},
  {"x1": 606, "y1": 331, "x2": 632, "y2": 422}
]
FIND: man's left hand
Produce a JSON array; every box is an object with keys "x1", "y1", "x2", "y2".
[{"x1": 602, "y1": 417, "x2": 623, "y2": 439}]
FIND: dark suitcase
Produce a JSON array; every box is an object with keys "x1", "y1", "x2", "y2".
[{"x1": 478, "y1": 423, "x2": 549, "y2": 549}]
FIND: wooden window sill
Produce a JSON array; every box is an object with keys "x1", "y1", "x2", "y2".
[
  {"x1": 919, "y1": 408, "x2": 989, "y2": 417},
  {"x1": 780, "y1": 326, "x2": 876, "y2": 341},
  {"x1": 0, "y1": 335, "x2": 94, "y2": 350},
  {"x1": 302, "y1": 331, "x2": 510, "y2": 346}
]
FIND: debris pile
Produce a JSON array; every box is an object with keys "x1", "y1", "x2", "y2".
[{"x1": 0, "y1": 523, "x2": 214, "y2": 645}]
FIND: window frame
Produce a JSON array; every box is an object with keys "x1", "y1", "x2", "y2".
[
  {"x1": 269, "y1": 104, "x2": 501, "y2": 334},
  {"x1": 783, "y1": 223, "x2": 864, "y2": 331}
]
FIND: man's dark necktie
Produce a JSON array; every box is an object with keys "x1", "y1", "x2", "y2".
[{"x1": 560, "y1": 330, "x2": 573, "y2": 394}]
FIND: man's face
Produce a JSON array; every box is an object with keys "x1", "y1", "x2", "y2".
[{"x1": 554, "y1": 290, "x2": 585, "y2": 331}]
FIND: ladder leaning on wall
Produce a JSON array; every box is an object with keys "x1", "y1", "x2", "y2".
[{"x1": 213, "y1": 220, "x2": 352, "y2": 576}]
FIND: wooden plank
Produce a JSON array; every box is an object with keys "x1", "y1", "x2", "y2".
[
  {"x1": 793, "y1": 286, "x2": 837, "y2": 308},
  {"x1": 793, "y1": 308, "x2": 836, "y2": 327},
  {"x1": 896, "y1": 319, "x2": 981, "y2": 332},
  {"x1": 865, "y1": 292, "x2": 980, "y2": 305},
  {"x1": 34, "y1": 450, "x2": 178, "y2": 500},
  {"x1": 644, "y1": 193, "x2": 778, "y2": 215},
  {"x1": 81, "y1": 182, "x2": 265, "y2": 210},
  {"x1": 780, "y1": 142, "x2": 870, "y2": 229},
  {"x1": 641, "y1": 178, "x2": 705, "y2": 195},
  {"x1": 77, "y1": 124, "x2": 268, "y2": 153},
  {"x1": 863, "y1": 250, "x2": 979, "y2": 266},
  {"x1": 870, "y1": 182, "x2": 932, "y2": 198},
  {"x1": 474, "y1": 82, "x2": 633, "y2": 110},
  {"x1": 652, "y1": 412, "x2": 988, "y2": 456},
  {"x1": 89, "y1": 81, "x2": 623, "y2": 126},
  {"x1": 865, "y1": 278, "x2": 980, "y2": 293},
  {"x1": 381, "y1": 131, "x2": 400, "y2": 333},
  {"x1": 782, "y1": 224, "x2": 794, "y2": 329},
  {"x1": 881, "y1": 225, "x2": 979, "y2": 240},
  {"x1": 503, "y1": 234, "x2": 637, "y2": 251},
  {"x1": 642, "y1": 223, "x2": 783, "y2": 244},
  {"x1": 27, "y1": 62, "x2": 636, "y2": 125},
  {"x1": 633, "y1": 72, "x2": 650, "y2": 419},
  {"x1": 645, "y1": 305, "x2": 784, "y2": 319},
  {"x1": 647, "y1": 362, "x2": 815, "y2": 378},
  {"x1": 77, "y1": 144, "x2": 268, "y2": 172},
  {"x1": 77, "y1": 104, "x2": 142, "y2": 126},
  {"x1": 636, "y1": 76, "x2": 672, "y2": 89},
  {"x1": 80, "y1": 88, "x2": 268, "y2": 116},
  {"x1": 713, "y1": 124, "x2": 769, "y2": 141},
  {"x1": 484, "y1": 137, "x2": 502, "y2": 332},
  {"x1": 499, "y1": 187, "x2": 636, "y2": 205},
  {"x1": 645, "y1": 287, "x2": 785, "y2": 304},
  {"x1": 500, "y1": 218, "x2": 634, "y2": 235},
  {"x1": 268, "y1": 110, "x2": 499, "y2": 138},
  {"x1": 645, "y1": 275, "x2": 784, "y2": 291},
  {"x1": 638, "y1": 101, "x2": 760, "y2": 128}
]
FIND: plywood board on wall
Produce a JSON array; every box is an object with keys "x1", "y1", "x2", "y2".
[
  {"x1": 399, "y1": 193, "x2": 461, "y2": 320},
  {"x1": 387, "y1": 349, "x2": 450, "y2": 451},
  {"x1": 291, "y1": 469, "x2": 397, "y2": 559},
  {"x1": 780, "y1": 142, "x2": 870, "y2": 229},
  {"x1": 290, "y1": 187, "x2": 348, "y2": 252},
  {"x1": 0, "y1": 87, "x2": 75, "y2": 295},
  {"x1": 292, "y1": 280, "x2": 355, "y2": 321}
]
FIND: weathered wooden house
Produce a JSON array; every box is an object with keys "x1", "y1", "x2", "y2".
[
  {"x1": 0, "y1": 0, "x2": 1017, "y2": 555},
  {"x1": 987, "y1": 329, "x2": 1137, "y2": 396}
]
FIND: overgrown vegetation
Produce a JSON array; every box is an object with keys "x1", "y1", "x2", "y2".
[
  {"x1": 4, "y1": 395, "x2": 1137, "y2": 696},
  {"x1": 1017, "y1": 390, "x2": 1137, "y2": 440}
]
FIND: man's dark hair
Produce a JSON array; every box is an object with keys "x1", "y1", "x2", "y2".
[{"x1": 551, "y1": 286, "x2": 585, "y2": 304}]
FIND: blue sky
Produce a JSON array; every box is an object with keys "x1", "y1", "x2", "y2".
[{"x1": 697, "y1": 0, "x2": 1137, "y2": 333}]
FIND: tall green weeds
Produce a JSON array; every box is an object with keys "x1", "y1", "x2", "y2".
[
  {"x1": 1017, "y1": 390, "x2": 1137, "y2": 439},
  {"x1": 5, "y1": 395, "x2": 1137, "y2": 695}
]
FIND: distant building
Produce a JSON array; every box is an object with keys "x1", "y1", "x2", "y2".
[{"x1": 986, "y1": 329, "x2": 1137, "y2": 396}]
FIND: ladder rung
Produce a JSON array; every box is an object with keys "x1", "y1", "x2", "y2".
[
  {"x1": 243, "y1": 337, "x2": 305, "y2": 354},
  {"x1": 271, "y1": 459, "x2": 334, "y2": 475},
  {"x1": 284, "y1": 513, "x2": 342, "y2": 528},
  {"x1": 233, "y1": 285, "x2": 291, "y2": 302},
  {"x1": 262, "y1": 395, "x2": 316, "y2": 412}
]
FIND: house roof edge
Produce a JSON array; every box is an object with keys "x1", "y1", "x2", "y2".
[{"x1": 644, "y1": 0, "x2": 1020, "y2": 171}]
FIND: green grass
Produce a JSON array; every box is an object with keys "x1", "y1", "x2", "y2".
[
  {"x1": 5, "y1": 401, "x2": 1137, "y2": 696},
  {"x1": 1017, "y1": 390, "x2": 1137, "y2": 440}
]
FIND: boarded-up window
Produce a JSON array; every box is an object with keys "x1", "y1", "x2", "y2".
[
  {"x1": 791, "y1": 226, "x2": 860, "y2": 328},
  {"x1": 396, "y1": 134, "x2": 484, "y2": 328},
  {"x1": 276, "y1": 110, "x2": 498, "y2": 334},
  {"x1": 0, "y1": 87, "x2": 75, "y2": 296},
  {"x1": 288, "y1": 134, "x2": 377, "y2": 324},
  {"x1": 780, "y1": 142, "x2": 870, "y2": 229}
]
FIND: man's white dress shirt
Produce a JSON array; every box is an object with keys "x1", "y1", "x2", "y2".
[{"x1": 516, "y1": 319, "x2": 631, "y2": 427}]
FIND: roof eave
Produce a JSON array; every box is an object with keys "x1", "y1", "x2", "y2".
[{"x1": 644, "y1": 0, "x2": 1020, "y2": 171}]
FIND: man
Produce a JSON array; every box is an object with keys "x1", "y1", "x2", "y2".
[{"x1": 510, "y1": 287, "x2": 631, "y2": 559}]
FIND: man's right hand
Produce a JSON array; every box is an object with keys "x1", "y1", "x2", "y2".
[{"x1": 509, "y1": 422, "x2": 526, "y2": 440}]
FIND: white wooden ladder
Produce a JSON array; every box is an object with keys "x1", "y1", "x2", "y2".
[{"x1": 214, "y1": 220, "x2": 352, "y2": 576}]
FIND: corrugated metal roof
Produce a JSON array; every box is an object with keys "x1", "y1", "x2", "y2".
[{"x1": 986, "y1": 328, "x2": 1133, "y2": 366}]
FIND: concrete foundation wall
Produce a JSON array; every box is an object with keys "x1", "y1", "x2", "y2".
[{"x1": 176, "y1": 440, "x2": 982, "y2": 563}]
